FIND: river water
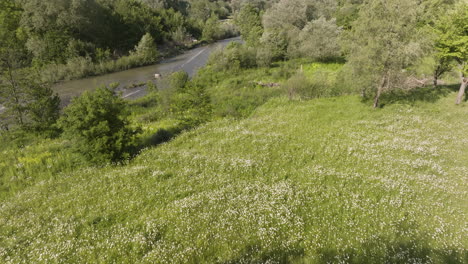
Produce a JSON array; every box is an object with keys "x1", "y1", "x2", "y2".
[{"x1": 53, "y1": 36, "x2": 242, "y2": 104}]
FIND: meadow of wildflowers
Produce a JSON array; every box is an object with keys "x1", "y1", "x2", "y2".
[{"x1": 1, "y1": 94, "x2": 467, "y2": 263}]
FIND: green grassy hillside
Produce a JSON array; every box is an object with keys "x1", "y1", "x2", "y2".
[{"x1": 1, "y1": 94, "x2": 467, "y2": 263}]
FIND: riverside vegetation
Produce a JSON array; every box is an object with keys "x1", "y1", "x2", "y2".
[{"x1": 1, "y1": 0, "x2": 467, "y2": 263}]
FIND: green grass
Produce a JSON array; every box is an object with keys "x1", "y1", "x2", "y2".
[
  {"x1": 195, "y1": 60, "x2": 344, "y2": 118},
  {"x1": 1, "y1": 92, "x2": 467, "y2": 263}
]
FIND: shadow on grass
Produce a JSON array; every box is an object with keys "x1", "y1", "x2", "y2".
[
  {"x1": 223, "y1": 244, "x2": 304, "y2": 264},
  {"x1": 143, "y1": 126, "x2": 184, "y2": 148},
  {"x1": 221, "y1": 237, "x2": 466, "y2": 264},
  {"x1": 316, "y1": 237, "x2": 466, "y2": 264},
  {"x1": 379, "y1": 84, "x2": 459, "y2": 107}
]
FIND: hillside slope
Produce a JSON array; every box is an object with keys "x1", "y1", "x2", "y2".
[{"x1": 1, "y1": 95, "x2": 467, "y2": 263}]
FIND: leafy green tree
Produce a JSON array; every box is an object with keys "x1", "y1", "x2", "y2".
[
  {"x1": 336, "y1": 0, "x2": 364, "y2": 29},
  {"x1": 170, "y1": 84, "x2": 212, "y2": 128},
  {"x1": 288, "y1": 17, "x2": 341, "y2": 61},
  {"x1": 26, "y1": 80, "x2": 60, "y2": 133},
  {"x1": 133, "y1": 33, "x2": 159, "y2": 64},
  {"x1": 433, "y1": 4, "x2": 467, "y2": 104},
  {"x1": 257, "y1": 30, "x2": 288, "y2": 65},
  {"x1": 234, "y1": 4, "x2": 263, "y2": 47},
  {"x1": 59, "y1": 87, "x2": 140, "y2": 163},
  {"x1": 343, "y1": 0, "x2": 425, "y2": 108},
  {"x1": 0, "y1": 69, "x2": 60, "y2": 132},
  {"x1": 202, "y1": 14, "x2": 221, "y2": 43},
  {"x1": 259, "y1": 0, "x2": 339, "y2": 64},
  {"x1": 1, "y1": 1, "x2": 59, "y2": 132}
]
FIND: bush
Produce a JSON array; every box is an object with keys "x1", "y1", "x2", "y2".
[
  {"x1": 288, "y1": 18, "x2": 341, "y2": 61},
  {"x1": 133, "y1": 33, "x2": 159, "y2": 64},
  {"x1": 284, "y1": 70, "x2": 340, "y2": 100},
  {"x1": 58, "y1": 86, "x2": 140, "y2": 163},
  {"x1": 170, "y1": 84, "x2": 212, "y2": 129},
  {"x1": 171, "y1": 26, "x2": 191, "y2": 45},
  {"x1": 284, "y1": 72, "x2": 312, "y2": 100},
  {"x1": 202, "y1": 14, "x2": 221, "y2": 42},
  {"x1": 169, "y1": 71, "x2": 189, "y2": 91},
  {"x1": 208, "y1": 42, "x2": 257, "y2": 71}
]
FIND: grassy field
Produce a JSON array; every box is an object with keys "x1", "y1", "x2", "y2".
[{"x1": 1, "y1": 90, "x2": 467, "y2": 263}]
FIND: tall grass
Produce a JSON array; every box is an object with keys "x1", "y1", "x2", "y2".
[{"x1": 1, "y1": 94, "x2": 466, "y2": 262}]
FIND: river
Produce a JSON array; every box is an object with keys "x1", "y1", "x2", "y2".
[{"x1": 53, "y1": 36, "x2": 242, "y2": 104}]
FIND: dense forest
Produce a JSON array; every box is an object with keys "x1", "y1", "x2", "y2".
[
  {"x1": 0, "y1": 0, "x2": 237, "y2": 79},
  {"x1": 1, "y1": 0, "x2": 467, "y2": 263}
]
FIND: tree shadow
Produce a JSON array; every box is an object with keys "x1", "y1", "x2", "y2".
[
  {"x1": 222, "y1": 243, "x2": 305, "y2": 264},
  {"x1": 220, "y1": 230, "x2": 466, "y2": 264},
  {"x1": 379, "y1": 84, "x2": 459, "y2": 107},
  {"x1": 316, "y1": 237, "x2": 466, "y2": 264},
  {"x1": 143, "y1": 126, "x2": 183, "y2": 148}
]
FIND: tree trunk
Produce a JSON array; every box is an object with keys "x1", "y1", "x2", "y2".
[
  {"x1": 433, "y1": 66, "x2": 439, "y2": 87},
  {"x1": 373, "y1": 74, "x2": 387, "y2": 108},
  {"x1": 456, "y1": 75, "x2": 467, "y2": 105},
  {"x1": 5, "y1": 62, "x2": 25, "y2": 126}
]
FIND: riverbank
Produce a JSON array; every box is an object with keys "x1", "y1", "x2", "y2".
[
  {"x1": 53, "y1": 37, "x2": 242, "y2": 104},
  {"x1": 40, "y1": 32, "x2": 239, "y2": 85}
]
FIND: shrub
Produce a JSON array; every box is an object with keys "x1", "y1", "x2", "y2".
[
  {"x1": 208, "y1": 42, "x2": 257, "y2": 71},
  {"x1": 171, "y1": 26, "x2": 190, "y2": 44},
  {"x1": 169, "y1": 71, "x2": 189, "y2": 91},
  {"x1": 58, "y1": 86, "x2": 140, "y2": 163},
  {"x1": 133, "y1": 33, "x2": 159, "y2": 64},
  {"x1": 284, "y1": 72, "x2": 311, "y2": 100},
  {"x1": 170, "y1": 84, "x2": 212, "y2": 129},
  {"x1": 288, "y1": 17, "x2": 342, "y2": 61},
  {"x1": 202, "y1": 14, "x2": 221, "y2": 43},
  {"x1": 26, "y1": 81, "x2": 61, "y2": 134}
]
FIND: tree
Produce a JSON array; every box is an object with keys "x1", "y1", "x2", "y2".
[
  {"x1": 336, "y1": 0, "x2": 364, "y2": 29},
  {"x1": 234, "y1": 3, "x2": 263, "y2": 47},
  {"x1": 433, "y1": 4, "x2": 467, "y2": 104},
  {"x1": 202, "y1": 14, "x2": 221, "y2": 43},
  {"x1": 170, "y1": 83, "x2": 212, "y2": 128},
  {"x1": 0, "y1": 69, "x2": 60, "y2": 132},
  {"x1": 26, "y1": 80, "x2": 60, "y2": 132},
  {"x1": 343, "y1": 0, "x2": 425, "y2": 108},
  {"x1": 259, "y1": 0, "x2": 339, "y2": 64},
  {"x1": 0, "y1": 0, "x2": 59, "y2": 132},
  {"x1": 288, "y1": 17, "x2": 341, "y2": 61},
  {"x1": 0, "y1": 0, "x2": 26, "y2": 127},
  {"x1": 133, "y1": 33, "x2": 159, "y2": 64},
  {"x1": 59, "y1": 86, "x2": 140, "y2": 163}
]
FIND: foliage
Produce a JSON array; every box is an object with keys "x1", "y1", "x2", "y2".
[
  {"x1": 208, "y1": 42, "x2": 257, "y2": 72},
  {"x1": 342, "y1": 0, "x2": 426, "y2": 107},
  {"x1": 0, "y1": 68, "x2": 60, "y2": 132},
  {"x1": 335, "y1": 0, "x2": 364, "y2": 29},
  {"x1": 23, "y1": 80, "x2": 60, "y2": 133},
  {"x1": 0, "y1": 0, "x2": 235, "y2": 82},
  {"x1": 234, "y1": 3, "x2": 263, "y2": 47},
  {"x1": 258, "y1": 0, "x2": 340, "y2": 65},
  {"x1": 428, "y1": 2, "x2": 466, "y2": 82},
  {"x1": 288, "y1": 17, "x2": 342, "y2": 61},
  {"x1": 202, "y1": 14, "x2": 221, "y2": 43},
  {"x1": 171, "y1": 26, "x2": 191, "y2": 44},
  {"x1": 432, "y1": 3, "x2": 468, "y2": 103},
  {"x1": 257, "y1": 30, "x2": 288, "y2": 65},
  {"x1": 169, "y1": 71, "x2": 189, "y2": 91},
  {"x1": 58, "y1": 86, "x2": 140, "y2": 163},
  {"x1": 133, "y1": 33, "x2": 159, "y2": 64},
  {"x1": 170, "y1": 84, "x2": 212, "y2": 128}
]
